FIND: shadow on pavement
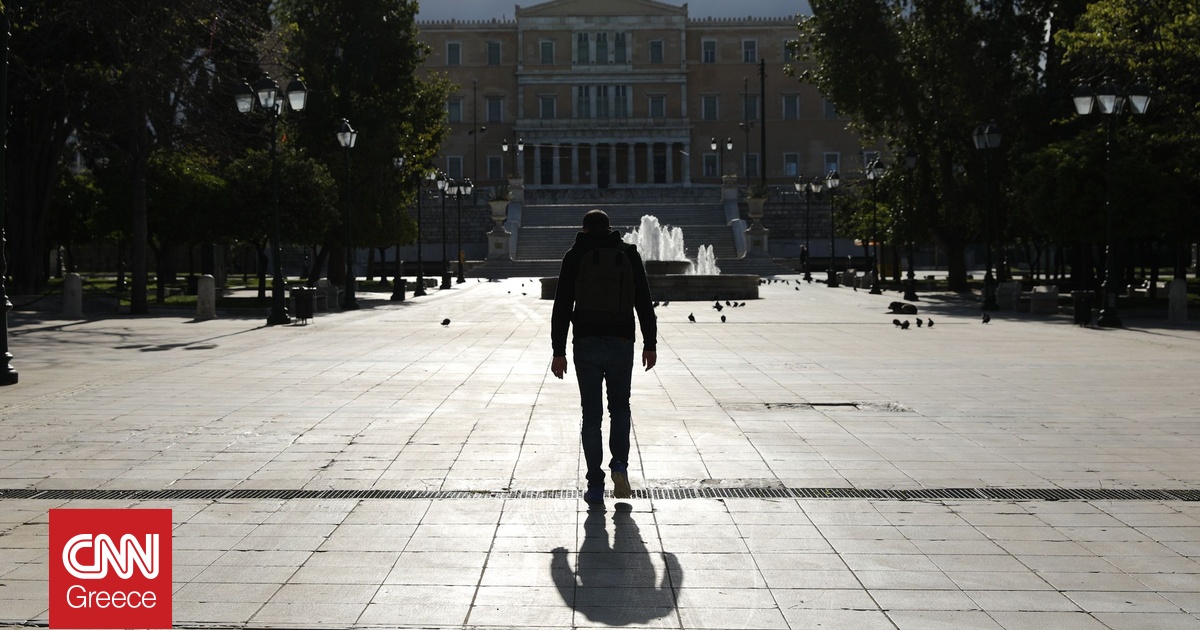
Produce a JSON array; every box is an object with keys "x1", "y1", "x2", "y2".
[{"x1": 551, "y1": 502, "x2": 682, "y2": 625}]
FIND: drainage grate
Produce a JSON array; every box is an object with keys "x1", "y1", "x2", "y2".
[{"x1": 3, "y1": 487, "x2": 1198, "y2": 502}]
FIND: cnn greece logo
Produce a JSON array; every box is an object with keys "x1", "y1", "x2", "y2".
[{"x1": 50, "y1": 509, "x2": 172, "y2": 629}]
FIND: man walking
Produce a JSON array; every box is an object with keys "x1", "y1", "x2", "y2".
[{"x1": 551, "y1": 209, "x2": 657, "y2": 504}]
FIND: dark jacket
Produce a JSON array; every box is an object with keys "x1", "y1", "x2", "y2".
[{"x1": 551, "y1": 230, "x2": 657, "y2": 356}]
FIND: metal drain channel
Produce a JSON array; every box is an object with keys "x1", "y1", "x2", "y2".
[{"x1": 3, "y1": 487, "x2": 1198, "y2": 502}]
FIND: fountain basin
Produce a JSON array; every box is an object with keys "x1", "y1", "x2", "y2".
[
  {"x1": 645, "y1": 260, "x2": 692, "y2": 275},
  {"x1": 540, "y1": 274, "x2": 759, "y2": 301}
]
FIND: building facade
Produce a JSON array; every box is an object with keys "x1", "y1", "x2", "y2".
[{"x1": 419, "y1": 0, "x2": 871, "y2": 190}]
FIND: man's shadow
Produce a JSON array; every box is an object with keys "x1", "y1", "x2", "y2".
[{"x1": 551, "y1": 502, "x2": 683, "y2": 625}]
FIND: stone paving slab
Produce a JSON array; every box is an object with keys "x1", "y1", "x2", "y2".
[{"x1": 2, "y1": 276, "x2": 1200, "y2": 628}]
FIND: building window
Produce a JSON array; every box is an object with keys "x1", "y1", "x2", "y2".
[
  {"x1": 541, "y1": 40, "x2": 555, "y2": 64},
  {"x1": 649, "y1": 95, "x2": 666, "y2": 118},
  {"x1": 596, "y1": 85, "x2": 610, "y2": 118},
  {"x1": 745, "y1": 153, "x2": 760, "y2": 178},
  {"x1": 614, "y1": 33, "x2": 627, "y2": 63},
  {"x1": 540, "y1": 95, "x2": 556, "y2": 119},
  {"x1": 703, "y1": 154, "x2": 718, "y2": 178},
  {"x1": 742, "y1": 39, "x2": 757, "y2": 63},
  {"x1": 743, "y1": 94, "x2": 760, "y2": 121},
  {"x1": 576, "y1": 86, "x2": 591, "y2": 119},
  {"x1": 576, "y1": 32, "x2": 590, "y2": 64},
  {"x1": 448, "y1": 98, "x2": 463, "y2": 123},
  {"x1": 447, "y1": 156, "x2": 463, "y2": 180},
  {"x1": 447, "y1": 42, "x2": 462, "y2": 66},
  {"x1": 824, "y1": 152, "x2": 840, "y2": 175},
  {"x1": 487, "y1": 41, "x2": 501, "y2": 65},
  {"x1": 784, "y1": 39, "x2": 797, "y2": 62},
  {"x1": 596, "y1": 32, "x2": 608, "y2": 63},
  {"x1": 783, "y1": 94, "x2": 800, "y2": 120},
  {"x1": 823, "y1": 98, "x2": 839, "y2": 120},
  {"x1": 650, "y1": 40, "x2": 664, "y2": 64},
  {"x1": 702, "y1": 40, "x2": 717, "y2": 64},
  {"x1": 486, "y1": 96, "x2": 503, "y2": 123},
  {"x1": 702, "y1": 95, "x2": 719, "y2": 121},
  {"x1": 614, "y1": 85, "x2": 629, "y2": 117},
  {"x1": 784, "y1": 153, "x2": 800, "y2": 177},
  {"x1": 487, "y1": 156, "x2": 504, "y2": 180}
]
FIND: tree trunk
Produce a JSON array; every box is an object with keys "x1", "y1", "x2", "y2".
[
  {"x1": 6, "y1": 110, "x2": 70, "y2": 294},
  {"x1": 307, "y1": 243, "x2": 331, "y2": 287},
  {"x1": 256, "y1": 244, "x2": 268, "y2": 300},
  {"x1": 130, "y1": 148, "x2": 149, "y2": 314}
]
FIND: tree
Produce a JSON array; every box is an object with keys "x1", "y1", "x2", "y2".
[
  {"x1": 1052, "y1": 0, "x2": 1200, "y2": 278},
  {"x1": 791, "y1": 0, "x2": 1060, "y2": 291},
  {"x1": 5, "y1": 1, "x2": 271, "y2": 306},
  {"x1": 277, "y1": 0, "x2": 450, "y2": 281},
  {"x1": 223, "y1": 148, "x2": 339, "y2": 297}
]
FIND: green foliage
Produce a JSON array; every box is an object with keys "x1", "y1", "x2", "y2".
[
  {"x1": 223, "y1": 148, "x2": 340, "y2": 247},
  {"x1": 795, "y1": 1, "x2": 1060, "y2": 281},
  {"x1": 277, "y1": 0, "x2": 451, "y2": 249}
]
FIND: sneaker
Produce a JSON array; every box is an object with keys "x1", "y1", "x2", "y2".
[
  {"x1": 583, "y1": 487, "x2": 605, "y2": 504},
  {"x1": 611, "y1": 463, "x2": 631, "y2": 499}
]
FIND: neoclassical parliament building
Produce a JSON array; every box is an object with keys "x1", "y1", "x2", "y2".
[{"x1": 419, "y1": 0, "x2": 869, "y2": 191}]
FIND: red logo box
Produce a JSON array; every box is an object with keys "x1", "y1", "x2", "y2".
[{"x1": 49, "y1": 509, "x2": 172, "y2": 629}]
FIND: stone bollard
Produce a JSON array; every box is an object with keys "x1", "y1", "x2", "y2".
[
  {"x1": 195, "y1": 274, "x2": 217, "y2": 321},
  {"x1": 63, "y1": 273, "x2": 83, "y2": 319},
  {"x1": 1168, "y1": 278, "x2": 1188, "y2": 324}
]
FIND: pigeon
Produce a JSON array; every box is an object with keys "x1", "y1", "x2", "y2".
[
  {"x1": 688, "y1": 313, "x2": 696, "y2": 322},
  {"x1": 915, "y1": 318, "x2": 923, "y2": 328},
  {"x1": 713, "y1": 302, "x2": 724, "y2": 312},
  {"x1": 901, "y1": 320, "x2": 910, "y2": 330},
  {"x1": 927, "y1": 318, "x2": 935, "y2": 328},
  {"x1": 653, "y1": 301, "x2": 660, "y2": 307},
  {"x1": 795, "y1": 286, "x2": 800, "y2": 291},
  {"x1": 662, "y1": 300, "x2": 670, "y2": 307},
  {"x1": 982, "y1": 313, "x2": 991, "y2": 324},
  {"x1": 441, "y1": 318, "x2": 451, "y2": 326},
  {"x1": 725, "y1": 300, "x2": 731, "y2": 306},
  {"x1": 893, "y1": 319, "x2": 902, "y2": 328},
  {"x1": 721, "y1": 315, "x2": 726, "y2": 323}
]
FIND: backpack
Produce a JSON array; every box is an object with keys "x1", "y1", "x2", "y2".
[{"x1": 573, "y1": 246, "x2": 635, "y2": 326}]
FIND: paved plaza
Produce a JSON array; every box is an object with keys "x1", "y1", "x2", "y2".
[{"x1": 2, "y1": 275, "x2": 1200, "y2": 629}]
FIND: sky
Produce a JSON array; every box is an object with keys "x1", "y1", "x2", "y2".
[{"x1": 415, "y1": 0, "x2": 811, "y2": 21}]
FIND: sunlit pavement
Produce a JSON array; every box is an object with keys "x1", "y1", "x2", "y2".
[{"x1": 3, "y1": 276, "x2": 1200, "y2": 629}]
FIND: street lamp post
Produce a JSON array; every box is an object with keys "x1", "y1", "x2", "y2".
[
  {"x1": 825, "y1": 171, "x2": 841, "y2": 287},
  {"x1": 0, "y1": 9, "x2": 17, "y2": 385},
  {"x1": 795, "y1": 177, "x2": 823, "y2": 282},
  {"x1": 501, "y1": 137, "x2": 524, "y2": 179},
  {"x1": 336, "y1": 118, "x2": 359, "y2": 310},
  {"x1": 1073, "y1": 81, "x2": 1150, "y2": 328},
  {"x1": 235, "y1": 73, "x2": 308, "y2": 326},
  {"x1": 414, "y1": 169, "x2": 437, "y2": 296},
  {"x1": 437, "y1": 174, "x2": 451, "y2": 289},
  {"x1": 391, "y1": 157, "x2": 407, "y2": 301},
  {"x1": 902, "y1": 149, "x2": 920, "y2": 302},
  {"x1": 710, "y1": 137, "x2": 733, "y2": 180},
  {"x1": 972, "y1": 121, "x2": 1002, "y2": 311},
  {"x1": 866, "y1": 159, "x2": 886, "y2": 295},
  {"x1": 454, "y1": 178, "x2": 472, "y2": 283}
]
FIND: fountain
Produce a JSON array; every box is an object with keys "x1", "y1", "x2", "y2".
[{"x1": 541, "y1": 214, "x2": 756, "y2": 301}]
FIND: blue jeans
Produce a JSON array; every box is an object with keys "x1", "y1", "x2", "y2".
[{"x1": 572, "y1": 336, "x2": 634, "y2": 489}]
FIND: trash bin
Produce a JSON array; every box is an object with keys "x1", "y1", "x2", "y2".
[
  {"x1": 291, "y1": 286, "x2": 315, "y2": 323},
  {"x1": 1071, "y1": 290, "x2": 1093, "y2": 326},
  {"x1": 392, "y1": 278, "x2": 407, "y2": 302}
]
